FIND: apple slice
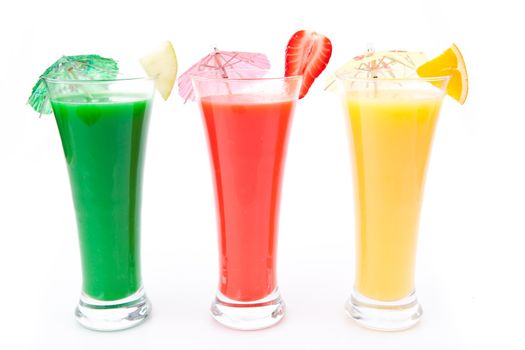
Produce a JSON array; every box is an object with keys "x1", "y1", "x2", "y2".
[{"x1": 140, "y1": 41, "x2": 178, "y2": 100}]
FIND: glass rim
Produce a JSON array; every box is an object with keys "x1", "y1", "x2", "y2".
[
  {"x1": 190, "y1": 73, "x2": 303, "y2": 83},
  {"x1": 42, "y1": 76, "x2": 153, "y2": 84},
  {"x1": 335, "y1": 71, "x2": 451, "y2": 83}
]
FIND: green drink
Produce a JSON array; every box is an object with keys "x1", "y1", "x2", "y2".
[
  {"x1": 45, "y1": 78, "x2": 154, "y2": 331},
  {"x1": 52, "y1": 95, "x2": 150, "y2": 300}
]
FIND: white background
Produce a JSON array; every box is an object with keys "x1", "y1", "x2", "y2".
[{"x1": 0, "y1": 0, "x2": 523, "y2": 349}]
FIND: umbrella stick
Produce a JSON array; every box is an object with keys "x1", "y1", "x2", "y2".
[
  {"x1": 363, "y1": 45, "x2": 377, "y2": 96},
  {"x1": 213, "y1": 48, "x2": 229, "y2": 78},
  {"x1": 213, "y1": 48, "x2": 233, "y2": 95},
  {"x1": 67, "y1": 69, "x2": 95, "y2": 100}
]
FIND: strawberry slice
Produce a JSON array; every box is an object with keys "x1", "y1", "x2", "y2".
[{"x1": 285, "y1": 30, "x2": 332, "y2": 99}]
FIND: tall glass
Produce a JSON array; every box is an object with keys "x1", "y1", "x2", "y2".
[
  {"x1": 337, "y1": 73, "x2": 450, "y2": 331},
  {"x1": 192, "y1": 73, "x2": 302, "y2": 330},
  {"x1": 45, "y1": 77, "x2": 154, "y2": 331}
]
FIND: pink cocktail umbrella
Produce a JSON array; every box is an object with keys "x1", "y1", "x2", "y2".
[{"x1": 177, "y1": 48, "x2": 270, "y2": 102}]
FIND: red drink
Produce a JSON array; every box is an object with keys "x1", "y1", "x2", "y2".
[
  {"x1": 200, "y1": 95, "x2": 295, "y2": 301},
  {"x1": 193, "y1": 74, "x2": 301, "y2": 330}
]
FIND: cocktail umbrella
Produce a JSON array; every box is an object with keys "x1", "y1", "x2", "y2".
[
  {"x1": 177, "y1": 48, "x2": 270, "y2": 102},
  {"x1": 325, "y1": 49, "x2": 427, "y2": 91},
  {"x1": 28, "y1": 55, "x2": 119, "y2": 115}
]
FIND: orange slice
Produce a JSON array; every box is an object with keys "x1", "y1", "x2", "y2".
[{"x1": 416, "y1": 44, "x2": 468, "y2": 104}]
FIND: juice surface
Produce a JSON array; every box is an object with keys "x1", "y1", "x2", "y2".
[
  {"x1": 200, "y1": 94, "x2": 295, "y2": 302},
  {"x1": 344, "y1": 89, "x2": 443, "y2": 301},
  {"x1": 51, "y1": 94, "x2": 151, "y2": 301}
]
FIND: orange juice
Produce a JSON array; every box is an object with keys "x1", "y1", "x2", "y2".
[{"x1": 344, "y1": 89, "x2": 444, "y2": 301}]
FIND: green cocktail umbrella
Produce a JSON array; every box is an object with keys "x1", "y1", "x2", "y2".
[{"x1": 28, "y1": 55, "x2": 119, "y2": 114}]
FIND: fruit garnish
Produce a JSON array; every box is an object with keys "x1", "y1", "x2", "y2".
[
  {"x1": 325, "y1": 49, "x2": 427, "y2": 91},
  {"x1": 28, "y1": 55, "x2": 119, "y2": 115},
  {"x1": 416, "y1": 44, "x2": 468, "y2": 104},
  {"x1": 285, "y1": 30, "x2": 332, "y2": 99},
  {"x1": 140, "y1": 41, "x2": 178, "y2": 100}
]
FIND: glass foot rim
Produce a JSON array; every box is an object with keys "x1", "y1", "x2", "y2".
[
  {"x1": 75, "y1": 288, "x2": 151, "y2": 331},
  {"x1": 346, "y1": 289, "x2": 422, "y2": 331},
  {"x1": 210, "y1": 288, "x2": 285, "y2": 331}
]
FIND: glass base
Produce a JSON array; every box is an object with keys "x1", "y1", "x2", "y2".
[
  {"x1": 210, "y1": 288, "x2": 285, "y2": 330},
  {"x1": 346, "y1": 289, "x2": 422, "y2": 331},
  {"x1": 75, "y1": 288, "x2": 151, "y2": 331}
]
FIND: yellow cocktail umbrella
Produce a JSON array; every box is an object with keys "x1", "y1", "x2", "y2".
[{"x1": 325, "y1": 49, "x2": 427, "y2": 91}]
